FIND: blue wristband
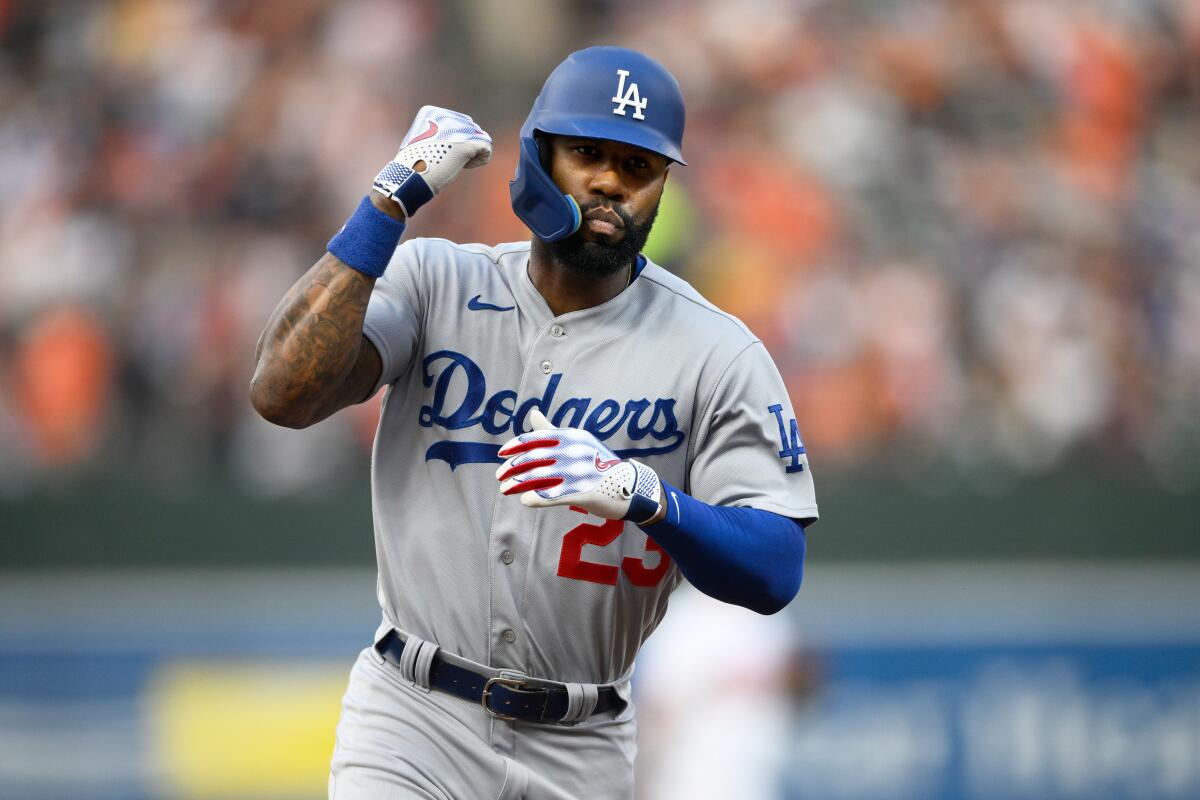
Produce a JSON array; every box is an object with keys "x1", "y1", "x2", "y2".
[{"x1": 327, "y1": 196, "x2": 407, "y2": 278}]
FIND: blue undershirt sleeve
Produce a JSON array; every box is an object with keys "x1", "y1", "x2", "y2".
[{"x1": 639, "y1": 480, "x2": 806, "y2": 615}]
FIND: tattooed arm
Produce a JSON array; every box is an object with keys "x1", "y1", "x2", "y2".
[{"x1": 249, "y1": 196, "x2": 402, "y2": 429}]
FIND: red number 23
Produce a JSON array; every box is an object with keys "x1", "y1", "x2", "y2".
[{"x1": 556, "y1": 507, "x2": 671, "y2": 587}]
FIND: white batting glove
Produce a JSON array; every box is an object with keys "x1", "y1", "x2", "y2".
[
  {"x1": 496, "y1": 410, "x2": 663, "y2": 524},
  {"x1": 372, "y1": 105, "x2": 492, "y2": 217}
]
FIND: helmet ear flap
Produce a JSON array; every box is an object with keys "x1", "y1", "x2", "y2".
[{"x1": 509, "y1": 136, "x2": 582, "y2": 242}]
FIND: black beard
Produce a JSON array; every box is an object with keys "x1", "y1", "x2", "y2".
[{"x1": 545, "y1": 198, "x2": 660, "y2": 279}]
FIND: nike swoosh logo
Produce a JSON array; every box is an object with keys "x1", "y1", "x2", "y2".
[
  {"x1": 408, "y1": 120, "x2": 438, "y2": 145},
  {"x1": 595, "y1": 454, "x2": 623, "y2": 471},
  {"x1": 467, "y1": 295, "x2": 515, "y2": 312}
]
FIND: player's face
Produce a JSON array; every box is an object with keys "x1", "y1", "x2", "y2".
[
  {"x1": 544, "y1": 135, "x2": 669, "y2": 277},
  {"x1": 548, "y1": 136, "x2": 669, "y2": 242}
]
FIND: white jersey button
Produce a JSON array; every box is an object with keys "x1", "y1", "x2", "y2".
[
  {"x1": 550, "y1": 324, "x2": 565, "y2": 337},
  {"x1": 501, "y1": 629, "x2": 517, "y2": 643},
  {"x1": 501, "y1": 550, "x2": 514, "y2": 564},
  {"x1": 540, "y1": 360, "x2": 552, "y2": 374}
]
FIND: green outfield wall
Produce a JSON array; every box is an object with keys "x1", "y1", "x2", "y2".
[{"x1": 3, "y1": 465, "x2": 1196, "y2": 567}]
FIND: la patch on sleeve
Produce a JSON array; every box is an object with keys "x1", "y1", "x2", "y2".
[{"x1": 768, "y1": 403, "x2": 806, "y2": 473}]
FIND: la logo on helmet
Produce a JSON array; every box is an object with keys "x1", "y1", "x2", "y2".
[{"x1": 611, "y1": 69, "x2": 648, "y2": 120}]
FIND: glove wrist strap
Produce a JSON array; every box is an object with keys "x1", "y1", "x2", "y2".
[
  {"x1": 373, "y1": 161, "x2": 434, "y2": 218},
  {"x1": 623, "y1": 460, "x2": 662, "y2": 525}
]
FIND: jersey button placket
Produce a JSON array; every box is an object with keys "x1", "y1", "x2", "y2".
[
  {"x1": 540, "y1": 359, "x2": 552, "y2": 374},
  {"x1": 550, "y1": 324, "x2": 565, "y2": 338},
  {"x1": 501, "y1": 629, "x2": 517, "y2": 644},
  {"x1": 487, "y1": 521, "x2": 521, "y2": 668}
]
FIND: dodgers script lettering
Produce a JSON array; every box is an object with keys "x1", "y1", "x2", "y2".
[{"x1": 419, "y1": 350, "x2": 686, "y2": 469}]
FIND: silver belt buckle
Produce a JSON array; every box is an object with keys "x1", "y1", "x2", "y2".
[{"x1": 482, "y1": 676, "x2": 528, "y2": 721}]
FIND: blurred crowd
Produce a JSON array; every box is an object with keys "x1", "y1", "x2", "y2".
[{"x1": 1, "y1": 0, "x2": 1199, "y2": 497}]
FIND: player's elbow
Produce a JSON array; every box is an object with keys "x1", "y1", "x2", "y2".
[
  {"x1": 746, "y1": 534, "x2": 806, "y2": 615},
  {"x1": 747, "y1": 569, "x2": 803, "y2": 616},
  {"x1": 748, "y1": 598, "x2": 789, "y2": 616},
  {"x1": 249, "y1": 374, "x2": 315, "y2": 429}
]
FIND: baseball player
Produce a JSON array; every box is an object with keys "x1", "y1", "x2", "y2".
[{"x1": 251, "y1": 46, "x2": 817, "y2": 799}]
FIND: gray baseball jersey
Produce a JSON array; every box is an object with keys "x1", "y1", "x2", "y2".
[{"x1": 360, "y1": 237, "x2": 817, "y2": 686}]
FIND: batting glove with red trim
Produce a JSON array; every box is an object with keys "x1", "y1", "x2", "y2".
[
  {"x1": 496, "y1": 410, "x2": 663, "y2": 524},
  {"x1": 373, "y1": 105, "x2": 492, "y2": 218}
]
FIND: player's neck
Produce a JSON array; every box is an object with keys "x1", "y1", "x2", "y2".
[{"x1": 528, "y1": 243, "x2": 633, "y2": 317}]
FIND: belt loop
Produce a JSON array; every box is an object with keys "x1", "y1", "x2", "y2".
[
  {"x1": 560, "y1": 682, "x2": 599, "y2": 725},
  {"x1": 498, "y1": 668, "x2": 530, "y2": 684},
  {"x1": 413, "y1": 639, "x2": 438, "y2": 692},
  {"x1": 399, "y1": 634, "x2": 434, "y2": 692}
]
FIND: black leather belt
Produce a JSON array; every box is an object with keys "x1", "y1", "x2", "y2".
[{"x1": 374, "y1": 630, "x2": 625, "y2": 724}]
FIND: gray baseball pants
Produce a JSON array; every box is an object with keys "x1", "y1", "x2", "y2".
[{"x1": 329, "y1": 647, "x2": 638, "y2": 799}]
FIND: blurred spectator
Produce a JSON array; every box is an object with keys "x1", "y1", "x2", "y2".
[
  {"x1": 634, "y1": 585, "x2": 811, "y2": 800},
  {"x1": 12, "y1": 304, "x2": 113, "y2": 466},
  {"x1": 1, "y1": 0, "x2": 1198, "y2": 495}
]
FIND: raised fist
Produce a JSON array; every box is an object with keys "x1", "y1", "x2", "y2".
[{"x1": 372, "y1": 106, "x2": 492, "y2": 218}]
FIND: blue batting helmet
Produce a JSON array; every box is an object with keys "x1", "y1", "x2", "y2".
[{"x1": 509, "y1": 46, "x2": 687, "y2": 242}]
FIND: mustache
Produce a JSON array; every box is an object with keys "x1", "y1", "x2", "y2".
[{"x1": 578, "y1": 199, "x2": 634, "y2": 230}]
